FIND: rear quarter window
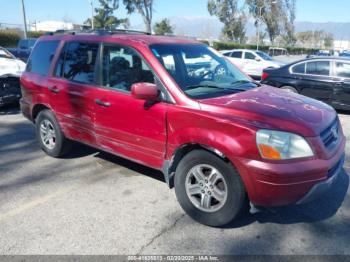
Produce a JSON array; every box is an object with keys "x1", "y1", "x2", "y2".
[
  {"x1": 26, "y1": 40, "x2": 59, "y2": 76},
  {"x1": 292, "y1": 63, "x2": 305, "y2": 74}
]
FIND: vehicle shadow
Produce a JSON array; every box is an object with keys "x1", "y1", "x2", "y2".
[
  {"x1": 0, "y1": 103, "x2": 20, "y2": 115},
  {"x1": 337, "y1": 109, "x2": 350, "y2": 116},
  {"x1": 226, "y1": 169, "x2": 349, "y2": 228},
  {"x1": 63, "y1": 142, "x2": 166, "y2": 183}
]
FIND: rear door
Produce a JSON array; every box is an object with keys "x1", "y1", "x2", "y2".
[
  {"x1": 298, "y1": 60, "x2": 334, "y2": 103},
  {"x1": 332, "y1": 60, "x2": 350, "y2": 109},
  {"x1": 93, "y1": 43, "x2": 168, "y2": 169},
  {"x1": 228, "y1": 51, "x2": 243, "y2": 68},
  {"x1": 49, "y1": 41, "x2": 99, "y2": 144}
]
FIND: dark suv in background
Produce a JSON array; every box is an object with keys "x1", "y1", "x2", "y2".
[{"x1": 20, "y1": 30, "x2": 345, "y2": 227}]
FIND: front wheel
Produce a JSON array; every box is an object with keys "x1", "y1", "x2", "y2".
[{"x1": 174, "y1": 150, "x2": 247, "y2": 227}]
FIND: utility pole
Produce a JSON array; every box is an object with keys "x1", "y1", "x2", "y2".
[
  {"x1": 88, "y1": 0, "x2": 94, "y2": 29},
  {"x1": 21, "y1": 0, "x2": 28, "y2": 39}
]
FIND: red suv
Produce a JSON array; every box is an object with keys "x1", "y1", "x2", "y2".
[{"x1": 21, "y1": 31, "x2": 345, "y2": 226}]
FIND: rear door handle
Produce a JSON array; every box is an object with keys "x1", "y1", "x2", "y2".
[
  {"x1": 48, "y1": 86, "x2": 60, "y2": 93},
  {"x1": 95, "y1": 99, "x2": 111, "y2": 107}
]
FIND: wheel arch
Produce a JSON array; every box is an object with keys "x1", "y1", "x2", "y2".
[
  {"x1": 32, "y1": 103, "x2": 51, "y2": 122},
  {"x1": 162, "y1": 143, "x2": 230, "y2": 189}
]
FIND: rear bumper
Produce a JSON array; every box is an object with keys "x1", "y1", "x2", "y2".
[
  {"x1": 236, "y1": 136, "x2": 346, "y2": 207},
  {"x1": 20, "y1": 98, "x2": 32, "y2": 121}
]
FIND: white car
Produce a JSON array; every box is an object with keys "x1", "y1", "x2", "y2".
[
  {"x1": 221, "y1": 49, "x2": 285, "y2": 78},
  {"x1": 0, "y1": 47, "x2": 26, "y2": 77}
]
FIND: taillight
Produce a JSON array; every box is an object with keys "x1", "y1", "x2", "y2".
[{"x1": 261, "y1": 72, "x2": 269, "y2": 81}]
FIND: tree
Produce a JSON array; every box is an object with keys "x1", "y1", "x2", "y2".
[
  {"x1": 84, "y1": 0, "x2": 128, "y2": 29},
  {"x1": 123, "y1": 0, "x2": 154, "y2": 33},
  {"x1": 324, "y1": 33, "x2": 334, "y2": 49},
  {"x1": 154, "y1": 19, "x2": 173, "y2": 35},
  {"x1": 208, "y1": 0, "x2": 246, "y2": 43},
  {"x1": 282, "y1": 0, "x2": 297, "y2": 46},
  {"x1": 246, "y1": 0, "x2": 285, "y2": 44}
]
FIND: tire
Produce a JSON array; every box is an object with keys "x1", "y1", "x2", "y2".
[
  {"x1": 280, "y1": 85, "x2": 298, "y2": 93},
  {"x1": 36, "y1": 109, "x2": 71, "y2": 158},
  {"x1": 174, "y1": 150, "x2": 247, "y2": 227}
]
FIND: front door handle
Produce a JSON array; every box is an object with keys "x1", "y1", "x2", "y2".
[
  {"x1": 95, "y1": 99, "x2": 111, "y2": 107},
  {"x1": 48, "y1": 86, "x2": 60, "y2": 93}
]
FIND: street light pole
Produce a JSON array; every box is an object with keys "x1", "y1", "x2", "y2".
[
  {"x1": 88, "y1": 0, "x2": 94, "y2": 30},
  {"x1": 21, "y1": 0, "x2": 28, "y2": 39}
]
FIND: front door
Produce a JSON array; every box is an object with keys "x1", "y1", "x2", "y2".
[{"x1": 93, "y1": 44, "x2": 167, "y2": 169}]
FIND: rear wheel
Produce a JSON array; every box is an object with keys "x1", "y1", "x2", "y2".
[
  {"x1": 36, "y1": 109, "x2": 71, "y2": 157},
  {"x1": 174, "y1": 150, "x2": 247, "y2": 227},
  {"x1": 280, "y1": 85, "x2": 298, "y2": 93}
]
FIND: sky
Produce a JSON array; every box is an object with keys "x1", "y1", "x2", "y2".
[{"x1": 1, "y1": 0, "x2": 350, "y2": 27}]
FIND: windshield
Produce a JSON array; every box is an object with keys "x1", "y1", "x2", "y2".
[
  {"x1": 150, "y1": 44, "x2": 256, "y2": 99},
  {"x1": 256, "y1": 51, "x2": 273, "y2": 61},
  {"x1": 0, "y1": 48, "x2": 15, "y2": 59}
]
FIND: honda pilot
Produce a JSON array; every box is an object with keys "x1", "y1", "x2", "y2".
[{"x1": 20, "y1": 31, "x2": 345, "y2": 226}]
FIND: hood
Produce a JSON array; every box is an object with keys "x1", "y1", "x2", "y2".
[
  {"x1": 199, "y1": 85, "x2": 336, "y2": 137},
  {"x1": 0, "y1": 58, "x2": 25, "y2": 77}
]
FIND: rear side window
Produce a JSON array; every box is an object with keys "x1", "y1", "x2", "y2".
[
  {"x1": 231, "y1": 51, "x2": 242, "y2": 58},
  {"x1": 55, "y1": 42, "x2": 99, "y2": 84},
  {"x1": 292, "y1": 63, "x2": 305, "y2": 74},
  {"x1": 306, "y1": 61, "x2": 330, "y2": 76},
  {"x1": 335, "y1": 62, "x2": 350, "y2": 78},
  {"x1": 26, "y1": 41, "x2": 59, "y2": 76}
]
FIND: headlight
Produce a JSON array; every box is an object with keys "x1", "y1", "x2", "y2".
[{"x1": 256, "y1": 130, "x2": 314, "y2": 160}]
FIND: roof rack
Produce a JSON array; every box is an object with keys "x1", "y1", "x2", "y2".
[{"x1": 46, "y1": 29, "x2": 151, "y2": 36}]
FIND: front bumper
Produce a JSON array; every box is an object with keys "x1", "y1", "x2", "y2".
[
  {"x1": 236, "y1": 136, "x2": 346, "y2": 207},
  {"x1": 296, "y1": 155, "x2": 344, "y2": 205}
]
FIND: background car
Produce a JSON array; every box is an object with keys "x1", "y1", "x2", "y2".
[
  {"x1": 261, "y1": 57, "x2": 350, "y2": 110},
  {"x1": 7, "y1": 38, "x2": 37, "y2": 62},
  {"x1": 221, "y1": 49, "x2": 285, "y2": 79},
  {"x1": 0, "y1": 47, "x2": 25, "y2": 107}
]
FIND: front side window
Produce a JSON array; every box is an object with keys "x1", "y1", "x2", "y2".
[
  {"x1": 55, "y1": 42, "x2": 99, "y2": 84},
  {"x1": 150, "y1": 44, "x2": 255, "y2": 99},
  {"x1": 335, "y1": 62, "x2": 350, "y2": 78},
  {"x1": 306, "y1": 61, "x2": 330, "y2": 76},
  {"x1": 222, "y1": 52, "x2": 232, "y2": 57},
  {"x1": 26, "y1": 40, "x2": 59, "y2": 76},
  {"x1": 244, "y1": 52, "x2": 256, "y2": 60},
  {"x1": 231, "y1": 51, "x2": 242, "y2": 58},
  {"x1": 101, "y1": 45, "x2": 155, "y2": 92}
]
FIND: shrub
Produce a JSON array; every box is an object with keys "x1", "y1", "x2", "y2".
[{"x1": 0, "y1": 30, "x2": 21, "y2": 47}]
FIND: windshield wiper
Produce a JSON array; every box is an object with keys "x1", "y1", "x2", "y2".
[
  {"x1": 185, "y1": 84, "x2": 240, "y2": 92},
  {"x1": 231, "y1": 79, "x2": 261, "y2": 87}
]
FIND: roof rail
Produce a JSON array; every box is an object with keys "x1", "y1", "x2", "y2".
[{"x1": 46, "y1": 29, "x2": 151, "y2": 36}]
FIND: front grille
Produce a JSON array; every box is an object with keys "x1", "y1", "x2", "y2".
[{"x1": 320, "y1": 118, "x2": 340, "y2": 149}]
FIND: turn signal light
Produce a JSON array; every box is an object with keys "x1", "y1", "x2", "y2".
[{"x1": 258, "y1": 144, "x2": 281, "y2": 160}]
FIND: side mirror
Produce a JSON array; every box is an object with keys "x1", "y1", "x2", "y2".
[
  {"x1": 131, "y1": 82, "x2": 159, "y2": 101},
  {"x1": 255, "y1": 57, "x2": 261, "y2": 62}
]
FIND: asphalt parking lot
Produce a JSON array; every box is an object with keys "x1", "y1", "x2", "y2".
[{"x1": 0, "y1": 104, "x2": 349, "y2": 255}]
